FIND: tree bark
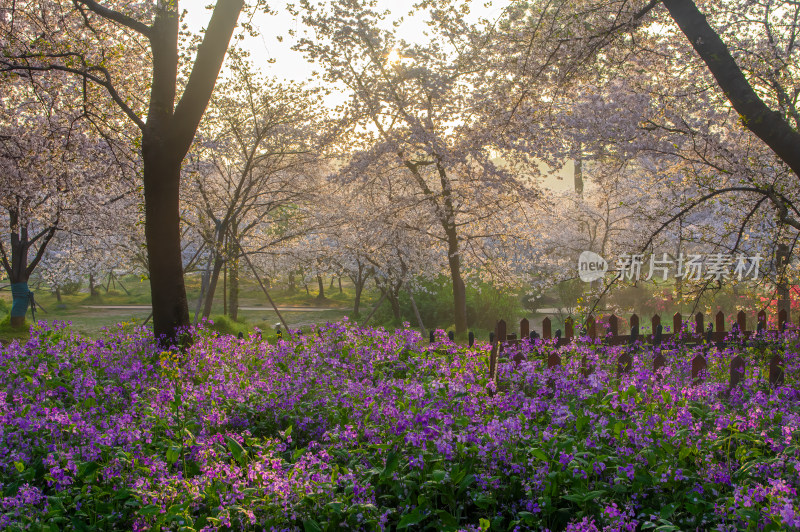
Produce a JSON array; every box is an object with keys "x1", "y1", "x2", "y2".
[
  {"x1": 446, "y1": 229, "x2": 468, "y2": 334},
  {"x1": 202, "y1": 253, "x2": 224, "y2": 319},
  {"x1": 288, "y1": 271, "x2": 296, "y2": 293},
  {"x1": 776, "y1": 243, "x2": 791, "y2": 322},
  {"x1": 353, "y1": 281, "x2": 363, "y2": 316},
  {"x1": 228, "y1": 256, "x2": 239, "y2": 321},
  {"x1": 142, "y1": 143, "x2": 190, "y2": 344},
  {"x1": 662, "y1": 0, "x2": 800, "y2": 179},
  {"x1": 316, "y1": 274, "x2": 325, "y2": 300},
  {"x1": 143, "y1": 0, "x2": 243, "y2": 345}
]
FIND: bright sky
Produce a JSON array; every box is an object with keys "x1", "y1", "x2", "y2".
[
  {"x1": 183, "y1": 0, "x2": 506, "y2": 83},
  {"x1": 183, "y1": 0, "x2": 575, "y2": 189}
]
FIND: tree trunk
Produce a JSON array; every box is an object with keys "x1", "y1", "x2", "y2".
[
  {"x1": 223, "y1": 260, "x2": 227, "y2": 316},
  {"x1": 4, "y1": 218, "x2": 57, "y2": 329},
  {"x1": 329, "y1": 276, "x2": 335, "y2": 290},
  {"x1": 663, "y1": 0, "x2": 800, "y2": 181},
  {"x1": 316, "y1": 274, "x2": 325, "y2": 300},
  {"x1": 288, "y1": 271, "x2": 296, "y2": 293},
  {"x1": 777, "y1": 243, "x2": 791, "y2": 322},
  {"x1": 89, "y1": 273, "x2": 99, "y2": 297},
  {"x1": 55, "y1": 286, "x2": 62, "y2": 304},
  {"x1": 142, "y1": 144, "x2": 190, "y2": 345},
  {"x1": 228, "y1": 257, "x2": 239, "y2": 321},
  {"x1": 388, "y1": 289, "x2": 401, "y2": 320},
  {"x1": 338, "y1": 277, "x2": 343, "y2": 293},
  {"x1": 353, "y1": 281, "x2": 363, "y2": 316},
  {"x1": 202, "y1": 253, "x2": 224, "y2": 319},
  {"x1": 446, "y1": 230, "x2": 468, "y2": 334},
  {"x1": 409, "y1": 290, "x2": 426, "y2": 337}
]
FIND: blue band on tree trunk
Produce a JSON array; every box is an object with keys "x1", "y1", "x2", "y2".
[{"x1": 10, "y1": 282, "x2": 30, "y2": 317}]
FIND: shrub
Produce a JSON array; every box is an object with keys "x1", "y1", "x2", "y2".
[{"x1": 207, "y1": 314, "x2": 250, "y2": 336}]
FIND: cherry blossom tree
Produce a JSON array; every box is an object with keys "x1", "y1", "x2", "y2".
[
  {"x1": 0, "y1": 71, "x2": 131, "y2": 326},
  {"x1": 293, "y1": 0, "x2": 541, "y2": 333},
  {"x1": 1, "y1": 0, "x2": 256, "y2": 344},
  {"x1": 182, "y1": 59, "x2": 325, "y2": 320}
]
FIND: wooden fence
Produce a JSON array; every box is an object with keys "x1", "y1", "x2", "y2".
[{"x1": 482, "y1": 309, "x2": 792, "y2": 390}]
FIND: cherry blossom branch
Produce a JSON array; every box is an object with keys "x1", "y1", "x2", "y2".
[{"x1": 73, "y1": 0, "x2": 152, "y2": 38}]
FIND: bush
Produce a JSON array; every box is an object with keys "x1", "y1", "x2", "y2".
[
  {"x1": 0, "y1": 297, "x2": 8, "y2": 315},
  {"x1": 207, "y1": 314, "x2": 250, "y2": 336},
  {"x1": 59, "y1": 281, "x2": 82, "y2": 296},
  {"x1": 372, "y1": 276, "x2": 523, "y2": 332}
]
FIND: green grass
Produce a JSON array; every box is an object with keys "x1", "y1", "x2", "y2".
[{"x1": 0, "y1": 314, "x2": 31, "y2": 345}]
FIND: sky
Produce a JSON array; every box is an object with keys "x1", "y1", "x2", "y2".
[
  {"x1": 183, "y1": 0, "x2": 575, "y2": 190},
  {"x1": 183, "y1": 0, "x2": 506, "y2": 83}
]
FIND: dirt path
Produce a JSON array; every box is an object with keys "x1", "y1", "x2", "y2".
[{"x1": 82, "y1": 305, "x2": 346, "y2": 312}]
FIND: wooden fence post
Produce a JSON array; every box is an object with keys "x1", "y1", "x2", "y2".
[
  {"x1": 737, "y1": 311, "x2": 747, "y2": 336},
  {"x1": 587, "y1": 315, "x2": 597, "y2": 339},
  {"x1": 565, "y1": 316, "x2": 574, "y2": 341},
  {"x1": 673, "y1": 312, "x2": 682, "y2": 337},
  {"x1": 779, "y1": 309, "x2": 787, "y2": 331},
  {"x1": 581, "y1": 354, "x2": 593, "y2": 377},
  {"x1": 653, "y1": 353, "x2": 666, "y2": 376},
  {"x1": 608, "y1": 315, "x2": 619, "y2": 338},
  {"x1": 617, "y1": 352, "x2": 632, "y2": 375},
  {"x1": 496, "y1": 320, "x2": 507, "y2": 343},
  {"x1": 770, "y1": 355, "x2": 785, "y2": 385},
  {"x1": 651, "y1": 314, "x2": 661, "y2": 343},
  {"x1": 695, "y1": 312, "x2": 704, "y2": 337},
  {"x1": 716, "y1": 311, "x2": 725, "y2": 338},
  {"x1": 520, "y1": 318, "x2": 530, "y2": 340},
  {"x1": 692, "y1": 353, "x2": 707, "y2": 384},
  {"x1": 729, "y1": 355, "x2": 745, "y2": 389},
  {"x1": 543, "y1": 317, "x2": 552, "y2": 340}
]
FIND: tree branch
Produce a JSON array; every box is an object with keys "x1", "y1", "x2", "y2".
[
  {"x1": 663, "y1": 0, "x2": 800, "y2": 179},
  {"x1": 172, "y1": 0, "x2": 244, "y2": 152},
  {"x1": 73, "y1": 0, "x2": 152, "y2": 37}
]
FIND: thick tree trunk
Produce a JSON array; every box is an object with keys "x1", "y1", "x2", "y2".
[
  {"x1": 55, "y1": 286, "x2": 62, "y2": 304},
  {"x1": 388, "y1": 289, "x2": 401, "y2": 320},
  {"x1": 446, "y1": 231, "x2": 468, "y2": 334},
  {"x1": 663, "y1": 0, "x2": 800, "y2": 181},
  {"x1": 88, "y1": 273, "x2": 99, "y2": 297},
  {"x1": 142, "y1": 144, "x2": 190, "y2": 345},
  {"x1": 316, "y1": 274, "x2": 325, "y2": 300},
  {"x1": 288, "y1": 272, "x2": 296, "y2": 293},
  {"x1": 9, "y1": 276, "x2": 29, "y2": 328}
]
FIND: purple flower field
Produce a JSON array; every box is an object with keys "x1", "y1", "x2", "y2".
[{"x1": 1, "y1": 319, "x2": 799, "y2": 531}]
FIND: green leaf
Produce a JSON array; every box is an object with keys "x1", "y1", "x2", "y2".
[
  {"x1": 479, "y1": 517, "x2": 491, "y2": 530},
  {"x1": 167, "y1": 446, "x2": 180, "y2": 464},
  {"x1": 78, "y1": 461, "x2": 99, "y2": 481},
  {"x1": 530, "y1": 448, "x2": 548, "y2": 462},
  {"x1": 303, "y1": 519, "x2": 322, "y2": 532},
  {"x1": 397, "y1": 509, "x2": 425, "y2": 529},
  {"x1": 13, "y1": 461, "x2": 24, "y2": 473},
  {"x1": 381, "y1": 452, "x2": 399, "y2": 480},
  {"x1": 225, "y1": 435, "x2": 247, "y2": 465}
]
